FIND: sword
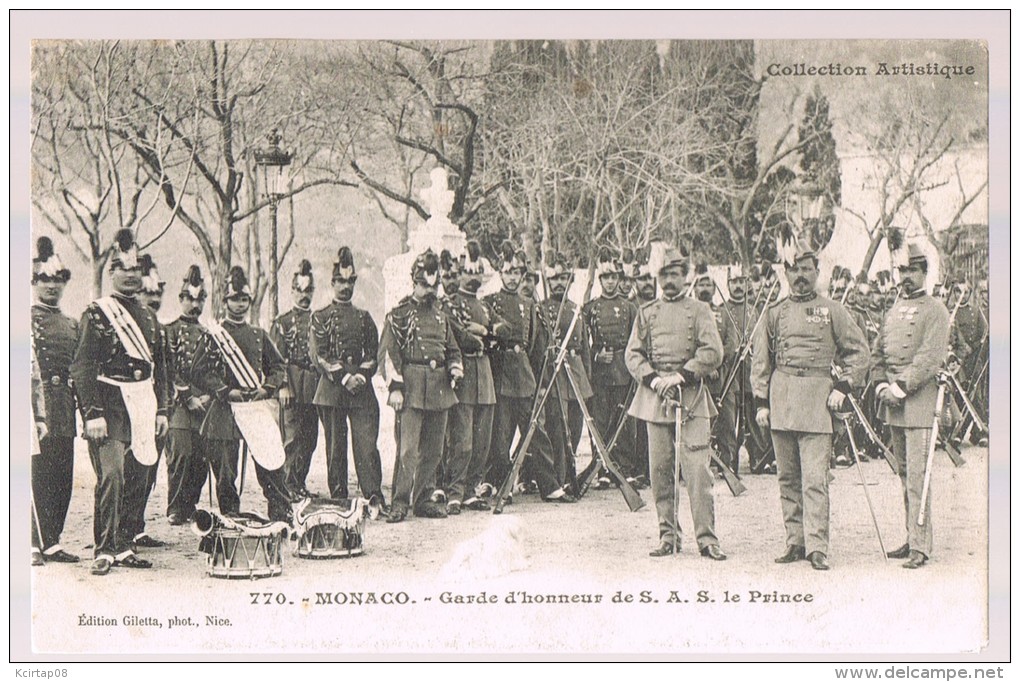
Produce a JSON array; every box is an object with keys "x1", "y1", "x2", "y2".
[
  {"x1": 918, "y1": 376, "x2": 950, "y2": 526},
  {"x1": 845, "y1": 393, "x2": 898, "y2": 475},
  {"x1": 842, "y1": 415, "x2": 887, "y2": 559}
]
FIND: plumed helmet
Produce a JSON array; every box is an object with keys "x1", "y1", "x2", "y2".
[
  {"x1": 596, "y1": 246, "x2": 620, "y2": 277},
  {"x1": 440, "y1": 249, "x2": 461, "y2": 276},
  {"x1": 333, "y1": 247, "x2": 356, "y2": 281},
  {"x1": 462, "y1": 239, "x2": 486, "y2": 277},
  {"x1": 497, "y1": 240, "x2": 527, "y2": 274},
  {"x1": 543, "y1": 252, "x2": 572, "y2": 279},
  {"x1": 292, "y1": 259, "x2": 315, "y2": 293},
  {"x1": 139, "y1": 254, "x2": 164, "y2": 294},
  {"x1": 411, "y1": 248, "x2": 441, "y2": 286},
  {"x1": 180, "y1": 265, "x2": 206, "y2": 299},
  {"x1": 875, "y1": 270, "x2": 893, "y2": 293},
  {"x1": 690, "y1": 261, "x2": 712, "y2": 285},
  {"x1": 32, "y1": 236, "x2": 71, "y2": 284},
  {"x1": 224, "y1": 265, "x2": 252, "y2": 299},
  {"x1": 109, "y1": 229, "x2": 140, "y2": 271}
]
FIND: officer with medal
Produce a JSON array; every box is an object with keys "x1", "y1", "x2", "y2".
[
  {"x1": 540, "y1": 253, "x2": 593, "y2": 489},
  {"x1": 584, "y1": 248, "x2": 640, "y2": 488},
  {"x1": 750, "y1": 243, "x2": 869, "y2": 571},
  {"x1": 191, "y1": 266, "x2": 294, "y2": 522},
  {"x1": 308, "y1": 247, "x2": 385, "y2": 505},
  {"x1": 70, "y1": 230, "x2": 169, "y2": 576},
  {"x1": 482, "y1": 242, "x2": 575, "y2": 504},
  {"x1": 441, "y1": 241, "x2": 505, "y2": 513},
  {"x1": 625, "y1": 247, "x2": 726, "y2": 560},
  {"x1": 872, "y1": 244, "x2": 951, "y2": 569},
  {"x1": 117, "y1": 254, "x2": 169, "y2": 550},
  {"x1": 163, "y1": 265, "x2": 213, "y2": 526},
  {"x1": 380, "y1": 249, "x2": 464, "y2": 522},
  {"x1": 271, "y1": 260, "x2": 322, "y2": 496},
  {"x1": 30, "y1": 237, "x2": 81, "y2": 566}
]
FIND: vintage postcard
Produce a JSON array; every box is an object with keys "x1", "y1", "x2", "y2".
[{"x1": 12, "y1": 11, "x2": 1007, "y2": 664}]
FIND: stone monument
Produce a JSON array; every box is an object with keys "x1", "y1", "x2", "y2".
[{"x1": 383, "y1": 167, "x2": 469, "y2": 311}]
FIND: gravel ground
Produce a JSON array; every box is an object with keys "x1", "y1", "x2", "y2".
[{"x1": 29, "y1": 384, "x2": 989, "y2": 656}]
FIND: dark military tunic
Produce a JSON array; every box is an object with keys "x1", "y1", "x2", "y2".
[
  {"x1": 271, "y1": 307, "x2": 319, "y2": 404},
  {"x1": 539, "y1": 296, "x2": 592, "y2": 402},
  {"x1": 31, "y1": 303, "x2": 80, "y2": 555},
  {"x1": 443, "y1": 292, "x2": 499, "y2": 406},
  {"x1": 163, "y1": 314, "x2": 211, "y2": 520},
  {"x1": 483, "y1": 289, "x2": 545, "y2": 398},
  {"x1": 190, "y1": 319, "x2": 291, "y2": 519},
  {"x1": 32, "y1": 304, "x2": 79, "y2": 437},
  {"x1": 308, "y1": 300, "x2": 382, "y2": 500},
  {"x1": 584, "y1": 294, "x2": 638, "y2": 387},
  {"x1": 69, "y1": 292, "x2": 168, "y2": 560}
]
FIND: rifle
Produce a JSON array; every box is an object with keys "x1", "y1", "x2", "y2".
[
  {"x1": 575, "y1": 382, "x2": 636, "y2": 497},
  {"x1": 918, "y1": 375, "x2": 951, "y2": 526},
  {"x1": 845, "y1": 393, "x2": 899, "y2": 475},
  {"x1": 842, "y1": 414, "x2": 888, "y2": 560},
  {"x1": 562, "y1": 362, "x2": 644, "y2": 511},
  {"x1": 716, "y1": 279, "x2": 779, "y2": 408},
  {"x1": 947, "y1": 371, "x2": 987, "y2": 435},
  {"x1": 493, "y1": 303, "x2": 584, "y2": 514}
]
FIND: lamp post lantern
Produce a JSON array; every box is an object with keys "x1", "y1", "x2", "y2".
[
  {"x1": 254, "y1": 128, "x2": 293, "y2": 320},
  {"x1": 786, "y1": 179, "x2": 832, "y2": 252}
]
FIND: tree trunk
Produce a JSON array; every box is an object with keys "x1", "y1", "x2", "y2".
[
  {"x1": 92, "y1": 259, "x2": 104, "y2": 299},
  {"x1": 856, "y1": 229, "x2": 885, "y2": 283}
]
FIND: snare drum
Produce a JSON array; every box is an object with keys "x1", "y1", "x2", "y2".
[
  {"x1": 293, "y1": 498, "x2": 368, "y2": 559},
  {"x1": 204, "y1": 518, "x2": 287, "y2": 579}
]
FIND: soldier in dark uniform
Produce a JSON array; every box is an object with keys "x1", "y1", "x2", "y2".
[
  {"x1": 442, "y1": 241, "x2": 506, "y2": 513},
  {"x1": 308, "y1": 248, "x2": 384, "y2": 504},
  {"x1": 191, "y1": 266, "x2": 294, "y2": 522},
  {"x1": 628, "y1": 253, "x2": 657, "y2": 485},
  {"x1": 270, "y1": 260, "x2": 321, "y2": 496},
  {"x1": 70, "y1": 230, "x2": 169, "y2": 576},
  {"x1": 583, "y1": 248, "x2": 640, "y2": 487},
  {"x1": 693, "y1": 265, "x2": 738, "y2": 475},
  {"x1": 719, "y1": 265, "x2": 760, "y2": 475},
  {"x1": 873, "y1": 244, "x2": 951, "y2": 569},
  {"x1": 431, "y1": 248, "x2": 463, "y2": 504},
  {"x1": 117, "y1": 254, "x2": 168, "y2": 550},
  {"x1": 540, "y1": 253, "x2": 593, "y2": 490},
  {"x1": 482, "y1": 242, "x2": 575, "y2": 504},
  {"x1": 381, "y1": 249, "x2": 464, "y2": 522},
  {"x1": 618, "y1": 247, "x2": 636, "y2": 300},
  {"x1": 751, "y1": 245, "x2": 870, "y2": 571},
  {"x1": 163, "y1": 266, "x2": 212, "y2": 525},
  {"x1": 30, "y1": 237, "x2": 81, "y2": 565},
  {"x1": 625, "y1": 247, "x2": 726, "y2": 559}
]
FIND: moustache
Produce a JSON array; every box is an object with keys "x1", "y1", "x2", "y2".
[{"x1": 794, "y1": 278, "x2": 808, "y2": 286}]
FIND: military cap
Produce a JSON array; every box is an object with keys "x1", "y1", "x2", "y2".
[
  {"x1": 109, "y1": 229, "x2": 140, "y2": 271},
  {"x1": 293, "y1": 259, "x2": 315, "y2": 292},
  {"x1": 139, "y1": 255, "x2": 164, "y2": 294},
  {"x1": 658, "y1": 246, "x2": 688, "y2": 275},
  {"x1": 333, "y1": 247, "x2": 356, "y2": 281},
  {"x1": 412, "y1": 248, "x2": 441, "y2": 286},
  {"x1": 180, "y1": 264, "x2": 206, "y2": 299},
  {"x1": 224, "y1": 265, "x2": 252, "y2": 299}
]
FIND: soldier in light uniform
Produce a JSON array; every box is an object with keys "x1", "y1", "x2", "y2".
[
  {"x1": 118, "y1": 254, "x2": 168, "y2": 550},
  {"x1": 30, "y1": 237, "x2": 81, "y2": 566},
  {"x1": 584, "y1": 248, "x2": 640, "y2": 488},
  {"x1": 483, "y1": 242, "x2": 575, "y2": 504},
  {"x1": 872, "y1": 244, "x2": 951, "y2": 569},
  {"x1": 70, "y1": 230, "x2": 169, "y2": 575},
  {"x1": 309, "y1": 248, "x2": 384, "y2": 505},
  {"x1": 442, "y1": 241, "x2": 506, "y2": 513},
  {"x1": 270, "y1": 260, "x2": 321, "y2": 496},
  {"x1": 625, "y1": 248, "x2": 726, "y2": 559},
  {"x1": 191, "y1": 266, "x2": 294, "y2": 522},
  {"x1": 693, "y1": 264, "x2": 738, "y2": 475},
  {"x1": 381, "y1": 249, "x2": 464, "y2": 522},
  {"x1": 163, "y1": 265, "x2": 213, "y2": 526},
  {"x1": 751, "y1": 245, "x2": 870, "y2": 571},
  {"x1": 540, "y1": 253, "x2": 593, "y2": 490}
]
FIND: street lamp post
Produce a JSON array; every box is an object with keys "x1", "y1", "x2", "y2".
[
  {"x1": 254, "y1": 128, "x2": 293, "y2": 320},
  {"x1": 786, "y1": 179, "x2": 830, "y2": 251}
]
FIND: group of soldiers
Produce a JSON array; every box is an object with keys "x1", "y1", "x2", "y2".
[{"x1": 29, "y1": 226, "x2": 989, "y2": 577}]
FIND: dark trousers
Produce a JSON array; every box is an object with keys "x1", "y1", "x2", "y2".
[
  {"x1": 281, "y1": 401, "x2": 320, "y2": 492},
  {"x1": 87, "y1": 439, "x2": 131, "y2": 560},
  {"x1": 591, "y1": 383, "x2": 638, "y2": 478},
  {"x1": 392, "y1": 407, "x2": 448, "y2": 511},
  {"x1": 207, "y1": 438, "x2": 292, "y2": 521},
  {"x1": 448, "y1": 402, "x2": 495, "y2": 503},
  {"x1": 487, "y1": 395, "x2": 561, "y2": 497},
  {"x1": 166, "y1": 427, "x2": 210, "y2": 519},
  {"x1": 120, "y1": 434, "x2": 166, "y2": 542},
  {"x1": 31, "y1": 435, "x2": 74, "y2": 552},
  {"x1": 545, "y1": 397, "x2": 583, "y2": 486},
  {"x1": 317, "y1": 399, "x2": 383, "y2": 501}
]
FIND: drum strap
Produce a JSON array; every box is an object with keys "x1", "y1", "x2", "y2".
[
  {"x1": 208, "y1": 322, "x2": 262, "y2": 390},
  {"x1": 96, "y1": 297, "x2": 153, "y2": 365}
]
